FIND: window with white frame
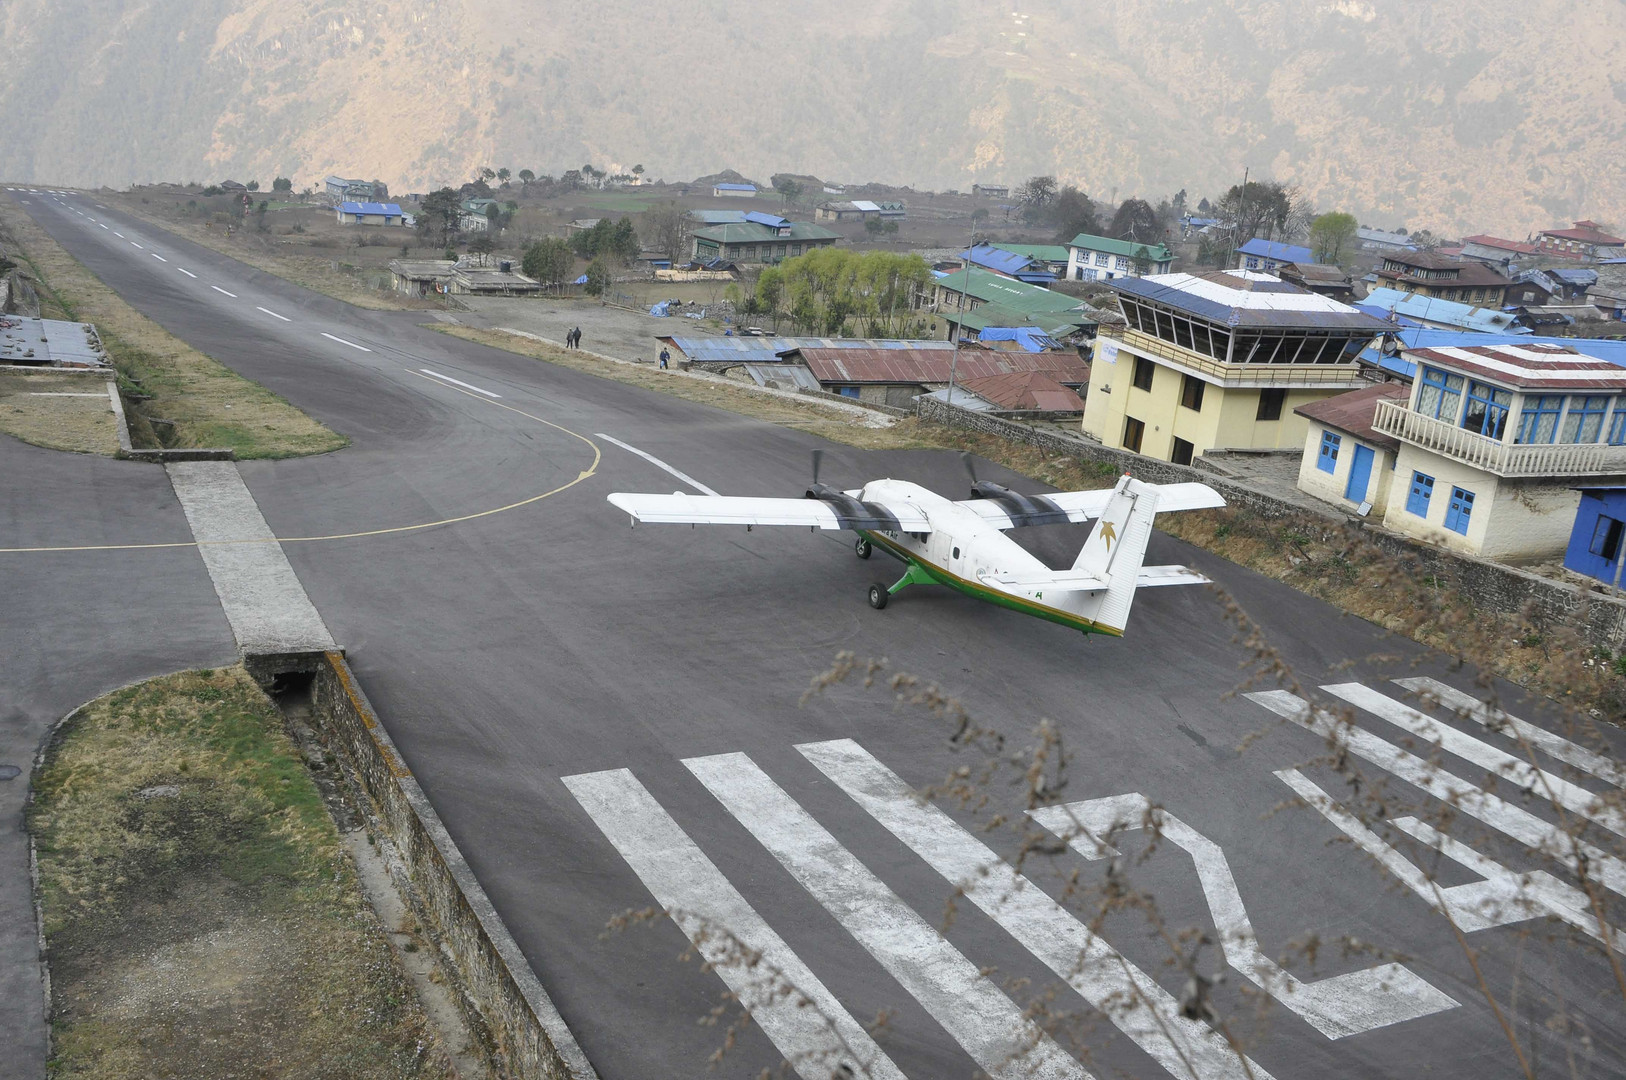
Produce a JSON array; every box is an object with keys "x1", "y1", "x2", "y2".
[
  {"x1": 1562, "y1": 395, "x2": 1611, "y2": 443},
  {"x1": 1416, "y1": 366, "x2": 1465, "y2": 422},
  {"x1": 1095, "y1": 252, "x2": 1110, "y2": 267},
  {"x1": 1518, "y1": 394, "x2": 1565, "y2": 443},
  {"x1": 1115, "y1": 256, "x2": 1130, "y2": 271}
]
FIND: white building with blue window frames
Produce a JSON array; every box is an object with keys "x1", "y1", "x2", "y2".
[{"x1": 1364, "y1": 342, "x2": 1626, "y2": 560}]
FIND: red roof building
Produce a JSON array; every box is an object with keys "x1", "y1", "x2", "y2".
[
  {"x1": 1535, "y1": 221, "x2": 1626, "y2": 260},
  {"x1": 958, "y1": 372, "x2": 1086, "y2": 412}
]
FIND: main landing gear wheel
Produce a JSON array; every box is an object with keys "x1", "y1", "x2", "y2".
[
  {"x1": 854, "y1": 537, "x2": 873, "y2": 559},
  {"x1": 867, "y1": 583, "x2": 889, "y2": 609}
]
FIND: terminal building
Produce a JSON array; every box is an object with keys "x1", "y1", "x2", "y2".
[{"x1": 1081, "y1": 271, "x2": 1390, "y2": 464}]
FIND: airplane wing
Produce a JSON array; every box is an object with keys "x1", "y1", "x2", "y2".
[
  {"x1": 959, "y1": 482, "x2": 1226, "y2": 529},
  {"x1": 607, "y1": 492, "x2": 932, "y2": 532}
]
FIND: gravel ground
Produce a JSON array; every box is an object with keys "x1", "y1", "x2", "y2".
[{"x1": 457, "y1": 296, "x2": 717, "y2": 362}]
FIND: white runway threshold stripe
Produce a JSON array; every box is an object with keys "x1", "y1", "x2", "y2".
[
  {"x1": 322, "y1": 331, "x2": 370, "y2": 352},
  {"x1": 165, "y1": 461, "x2": 338, "y2": 655},
  {"x1": 1029, "y1": 791, "x2": 1456, "y2": 1040},
  {"x1": 562, "y1": 768, "x2": 907, "y2": 1080},
  {"x1": 419, "y1": 367, "x2": 499, "y2": 397},
  {"x1": 595, "y1": 433, "x2": 721, "y2": 496},
  {"x1": 1247, "y1": 690, "x2": 1626, "y2": 899},
  {"x1": 799, "y1": 739, "x2": 1272, "y2": 1079},
  {"x1": 685, "y1": 750, "x2": 1096, "y2": 1080}
]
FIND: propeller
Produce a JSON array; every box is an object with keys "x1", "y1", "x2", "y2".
[
  {"x1": 960, "y1": 452, "x2": 978, "y2": 486},
  {"x1": 811, "y1": 448, "x2": 824, "y2": 487}
]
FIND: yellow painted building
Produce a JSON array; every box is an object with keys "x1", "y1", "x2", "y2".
[{"x1": 1081, "y1": 271, "x2": 1391, "y2": 465}]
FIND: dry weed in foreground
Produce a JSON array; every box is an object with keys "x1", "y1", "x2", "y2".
[
  {"x1": 0, "y1": 195, "x2": 347, "y2": 458},
  {"x1": 29, "y1": 667, "x2": 454, "y2": 1080}
]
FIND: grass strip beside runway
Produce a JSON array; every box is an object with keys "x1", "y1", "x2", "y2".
[
  {"x1": 28, "y1": 667, "x2": 457, "y2": 1079},
  {"x1": 0, "y1": 196, "x2": 347, "y2": 459}
]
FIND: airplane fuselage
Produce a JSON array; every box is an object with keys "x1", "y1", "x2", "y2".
[{"x1": 853, "y1": 479, "x2": 1122, "y2": 636}]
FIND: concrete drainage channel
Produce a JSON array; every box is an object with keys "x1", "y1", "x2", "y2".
[{"x1": 254, "y1": 651, "x2": 598, "y2": 1080}]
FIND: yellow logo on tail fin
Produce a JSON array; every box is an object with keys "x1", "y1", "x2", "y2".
[{"x1": 1100, "y1": 521, "x2": 1117, "y2": 550}]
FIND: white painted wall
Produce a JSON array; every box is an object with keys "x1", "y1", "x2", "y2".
[{"x1": 1296, "y1": 421, "x2": 1395, "y2": 519}]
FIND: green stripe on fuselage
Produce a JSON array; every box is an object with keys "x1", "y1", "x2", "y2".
[{"x1": 857, "y1": 530, "x2": 1123, "y2": 637}]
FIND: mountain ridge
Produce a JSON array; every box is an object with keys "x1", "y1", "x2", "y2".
[{"x1": 0, "y1": 0, "x2": 1620, "y2": 236}]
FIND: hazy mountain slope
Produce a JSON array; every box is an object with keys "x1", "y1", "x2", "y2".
[{"x1": 1, "y1": 0, "x2": 1620, "y2": 234}]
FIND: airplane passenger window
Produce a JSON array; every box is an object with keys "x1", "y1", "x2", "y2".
[{"x1": 952, "y1": 547, "x2": 960, "y2": 559}]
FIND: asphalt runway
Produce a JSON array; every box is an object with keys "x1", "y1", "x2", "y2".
[{"x1": 6, "y1": 187, "x2": 1626, "y2": 1079}]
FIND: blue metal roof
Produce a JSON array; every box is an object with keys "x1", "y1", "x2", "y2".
[
  {"x1": 338, "y1": 201, "x2": 403, "y2": 215},
  {"x1": 1237, "y1": 238, "x2": 1313, "y2": 263},
  {"x1": 1362, "y1": 328, "x2": 1626, "y2": 378},
  {"x1": 961, "y1": 244, "x2": 1039, "y2": 277},
  {"x1": 714, "y1": 182, "x2": 756, "y2": 191},
  {"x1": 743, "y1": 211, "x2": 788, "y2": 228},
  {"x1": 1356, "y1": 288, "x2": 1527, "y2": 334},
  {"x1": 973, "y1": 326, "x2": 1060, "y2": 352},
  {"x1": 1549, "y1": 268, "x2": 1600, "y2": 287}
]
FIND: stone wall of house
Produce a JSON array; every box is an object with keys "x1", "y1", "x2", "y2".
[{"x1": 915, "y1": 396, "x2": 1626, "y2": 648}]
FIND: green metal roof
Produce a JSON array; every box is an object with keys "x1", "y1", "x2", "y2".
[
  {"x1": 993, "y1": 244, "x2": 1071, "y2": 264},
  {"x1": 950, "y1": 303, "x2": 1094, "y2": 336},
  {"x1": 692, "y1": 221, "x2": 842, "y2": 244},
  {"x1": 935, "y1": 267, "x2": 1090, "y2": 316},
  {"x1": 1065, "y1": 233, "x2": 1174, "y2": 263}
]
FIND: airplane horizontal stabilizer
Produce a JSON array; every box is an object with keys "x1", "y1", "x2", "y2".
[
  {"x1": 607, "y1": 492, "x2": 932, "y2": 532},
  {"x1": 1136, "y1": 564, "x2": 1212, "y2": 587},
  {"x1": 990, "y1": 568, "x2": 1108, "y2": 591}
]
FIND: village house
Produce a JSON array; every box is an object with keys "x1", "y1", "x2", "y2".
[
  {"x1": 1356, "y1": 287, "x2": 1525, "y2": 334},
  {"x1": 992, "y1": 244, "x2": 1072, "y2": 278},
  {"x1": 776, "y1": 345, "x2": 1088, "y2": 409},
  {"x1": 813, "y1": 200, "x2": 905, "y2": 222},
  {"x1": 1276, "y1": 262, "x2": 1357, "y2": 303},
  {"x1": 389, "y1": 257, "x2": 541, "y2": 297},
  {"x1": 690, "y1": 212, "x2": 841, "y2": 265},
  {"x1": 1235, "y1": 238, "x2": 1313, "y2": 272},
  {"x1": 1294, "y1": 383, "x2": 1411, "y2": 515},
  {"x1": 1375, "y1": 250, "x2": 1513, "y2": 307},
  {"x1": 1064, "y1": 233, "x2": 1174, "y2": 282},
  {"x1": 1357, "y1": 227, "x2": 1418, "y2": 253},
  {"x1": 956, "y1": 244, "x2": 1058, "y2": 285},
  {"x1": 1536, "y1": 221, "x2": 1626, "y2": 261},
  {"x1": 924, "y1": 266, "x2": 1098, "y2": 341},
  {"x1": 971, "y1": 183, "x2": 1010, "y2": 198},
  {"x1": 335, "y1": 201, "x2": 406, "y2": 226},
  {"x1": 459, "y1": 197, "x2": 498, "y2": 232},
  {"x1": 1565, "y1": 489, "x2": 1626, "y2": 585},
  {"x1": 712, "y1": 182, "x2": 758, "y2": 198},
  {"x1": 1080, "y1": 270, "x2": 1390, "y2": 465},
  {"x1": 1356, "y1": 342, "x2": 1626, "y2": 560},
  {"x1": 324, "y1": 175, "x2": 375, "y2": 203},
  {"x1": 1460, "y1": 234, "x2": 1539, "y2": 266}
]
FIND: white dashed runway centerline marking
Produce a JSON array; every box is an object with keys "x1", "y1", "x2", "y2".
[
  {"x1": 256, "y1": 306, "x2": 291, "y2": 322},
  {"x1": 211, "y1": 285, "x2": 237, "y2": 297},
  {"x1": 321, "y1": 332, "x2": 370, "y2": 352},
  {"x1": 418, "y1": 368, "x2": 497, "y2": 397},
  {"x1": 178, "y1": 268, "x2": 196, "y2": 278}
]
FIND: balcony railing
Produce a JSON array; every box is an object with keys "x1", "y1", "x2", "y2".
[
  {"x1": 1111, "y1": 329, "x2": 1362, "y2": 388},
  {"x1": 1372, "y1": 399, "x2": 1626, "y2": 477}
]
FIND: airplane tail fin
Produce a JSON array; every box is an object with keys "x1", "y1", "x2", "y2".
[{"x1": 1073, "y1": 475, "x2": 1224, "y2": 634}]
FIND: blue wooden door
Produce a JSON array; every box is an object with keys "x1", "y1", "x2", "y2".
[{"x1": 1345, "y1": 444, "x2": 1375, "y2": 502}]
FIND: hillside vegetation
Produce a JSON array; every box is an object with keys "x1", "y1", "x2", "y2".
[{"x1": 0, "y1": 0, "x2": 1621, "y2": 234}]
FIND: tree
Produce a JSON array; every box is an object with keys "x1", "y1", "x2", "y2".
[
  {"x1": 1215, "y1": 179, "x2": 1303, "y2": 245},
  {"x1": 756, "y1": 248, "x2": 933, "y2": 336},
  {"x1": 522, "y1": 237, "x2": 575, "y2": 289},
  {"x1": 417, "y1": 187, "x2": 462, "y2": 244},
  {"x1": 1108, "y1": 198, "x2": 1160, "y2": 244},
  {"x1": 480, "y1": 167, "x2": 496, "y2": 182},
  {"x1": 774, "y1": 178, "x2": 804, "y2": 207},
  {"x1": 485, "y1": 202, "x2": 502, "y2": 232},
  {"x1": 272, "y1": 176, "x2": 293, "y2": 193},
  {"x1": 518, "y1": 169, "x2": 535, "y2": 186},
  {"x1": 1308, "y1": 211, "x2": 1359, "y2": 264},
  {"x1": 583, "y1": 257, "x2": 612, "y2": 298},
  {"x1": 1197, "y1": 196, "x2": 1212, "y2": 215},
  {"x1": 971, "y1": 207, "x2": 990, "y2": 228},
  {"x1": 1017, "y1": 175, "x2": 1058, "y2": 211},
  {"x1": 497, "y1": 168, "x2": 511, "y2": 186},
  {"x1": 609, "y1": 216, "x2": 640, "y2": 263},
  {"x1": 632, "y1": 164, "x2": 645, "y2": 178},
  {"x1": 371, "y1": 180, "x2": 389, "y2": 201},
  {"x1": 468, "y1": 234, "x2": 495, "y2": 255},
  {"x1": 561, "y1": 170, "x2": 583, "y2": 190},
  {"x1": 1047, "y1": 186, "x2": 1099, "y2": 241},
  {"x1": 643, "y1": 202, "x2": 694, "y2": 263}
]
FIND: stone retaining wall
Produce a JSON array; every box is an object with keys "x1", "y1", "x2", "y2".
[
  {"x1": 916, "y1": 396, "x2": 1626, "y2": 649},
  {"x1": 309, "y1": 653, "x2": 596, "y2": 1080}
]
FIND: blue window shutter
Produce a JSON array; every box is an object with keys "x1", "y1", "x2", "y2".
[
  {"x1": 1317, "y1": 431, "x2": 1341, "y2": 474},
  {"x1": 1406, "y1": 472, "x2": 1435, "y2": 517},
  {"x1": 1444, "y1": 487, "x2": 1475, "y2": 535}
]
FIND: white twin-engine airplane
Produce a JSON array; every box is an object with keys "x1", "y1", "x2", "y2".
[{"x1": 607, "y1": 453, "x2": 1226, "y2": 637}]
